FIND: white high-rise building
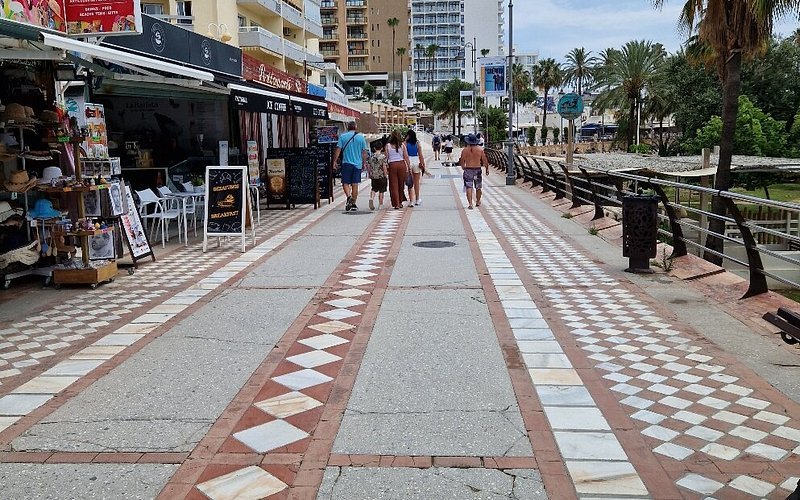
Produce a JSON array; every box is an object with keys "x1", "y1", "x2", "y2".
[{"x1": 410, "y1": 0, "x2": 503, "y2": 98}]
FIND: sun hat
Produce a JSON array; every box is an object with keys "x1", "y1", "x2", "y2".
[
  {"x1": 0, "y1": 143, "x2": 15, "y2": 161},
  {"x1": 40, "y1": 166, "x2": 63, "y2": 184},
  {"x1": 0, "y1": 103, "x2": 34, "y2": 125},
  {"x1": 0, "y1": 201, "x2": 19, "y2": 222},
  {"x1": 28, "y1": 199, "x2": 62, "y2": 219},
  {"x1": 4, "y1": 170, "x2": 37, "y2": 192},
  {"x1": 464, "y1": 133, "x2": 479, "y2": 145}
]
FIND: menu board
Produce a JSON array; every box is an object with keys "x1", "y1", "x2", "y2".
[
  {"x1": 265, "y1": 158, "x2": 287, "y2": 205},
  {"x1": 203, "y1": 166, "x2": 248, "y2": 252},
  {"x1": 306, "y1": 144, "x2": 333, "y2": 203},
  {"x1": 120, "y1": 182, "x2": 154, "y2": 262},
  {"x1": 267, "y1": 148, "x2": 320, "y2": 208}
]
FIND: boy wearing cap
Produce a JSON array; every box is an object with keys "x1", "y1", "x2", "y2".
[{"x1": 458, "y1": 133, "x2": 489, "y2": 209}]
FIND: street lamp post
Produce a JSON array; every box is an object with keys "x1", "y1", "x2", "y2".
[
  {"x1": 464, "y1": 38, "x2": 478, "y2": 135},
  {"x1": 506, "y1": 0, "x2": 515, "y2": 185}
]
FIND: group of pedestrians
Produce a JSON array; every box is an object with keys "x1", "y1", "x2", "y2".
[{"x1": 332, "y1": 122, "x2": 489, "y2": 212}]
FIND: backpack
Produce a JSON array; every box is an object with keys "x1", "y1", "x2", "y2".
[{"x1": 433, "y1": 135, "x2": 441, "y2": 146}]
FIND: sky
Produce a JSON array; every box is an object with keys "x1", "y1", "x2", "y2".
[{"x1": 509, "y1": 0, "x2": 800, "y2": 62}]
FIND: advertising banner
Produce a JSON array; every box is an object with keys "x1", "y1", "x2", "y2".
[
  {"x1": 84, "y1": 103, "x2": 108, "y2": 157},
  {"x1": 316, "y1": 126, "x2": 339, "y2": 145},
  {"x1": 265, "y1": 158, "x2": 287, "y2": 205},
  {"x1": 246, "y1": 141, "x2": 259, "y2": 184},
  {"x1": 480, "y1": 57, "x2": 507, "y2": 97},
  {"x1": 64, "y1": 0, "x2": 142, "y2": 36},
  {"x1": 0, "y1": 0, "x2": 66, "y2": 32}
]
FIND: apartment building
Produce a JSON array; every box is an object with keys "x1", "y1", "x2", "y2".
[
  {"x1": 140, "y1": 0, "x2": 325, "y2": 83},
  {"x1": 410, "y1": 0, "x2": 502, "y2": 97}
]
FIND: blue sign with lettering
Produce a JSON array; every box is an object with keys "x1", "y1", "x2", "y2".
[
  {"x1": 307, "y1": 83, "x2": 326, "y2": 98},
  {"x1": 557, "y1": 93, "x2": 584, "y2": 120}
]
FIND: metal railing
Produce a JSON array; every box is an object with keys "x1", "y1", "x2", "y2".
[{"x1": 484, "y1": 147, "x2": 800, "y2": 298}]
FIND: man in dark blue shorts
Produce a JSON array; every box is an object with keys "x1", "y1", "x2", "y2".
[{"x1": 332, "y1": 122, "x2": 369, "y2": 211}]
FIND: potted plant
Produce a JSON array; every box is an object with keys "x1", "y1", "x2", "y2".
[{"x1": 191, "y1": 175, "x2": 205, "y2": 193}]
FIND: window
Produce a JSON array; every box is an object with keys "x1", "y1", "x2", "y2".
[
  {"x1": 176, "y1": 1, "x2": 192, "y2": 16},
  {"x1": 141, "y1": 3, "x2": 163, "y2": 15},
  {"x1": 238, "y1": 15, "x2": 247, "y2": 27}
]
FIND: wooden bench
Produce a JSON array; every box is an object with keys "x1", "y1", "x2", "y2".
[{"x1": 763, "y1": 307, "x2": 800, "y2": 345}]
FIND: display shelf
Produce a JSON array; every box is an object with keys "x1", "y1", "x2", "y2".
[
  {"x1": 37, "y1": 184, "x2": 109, "y2": 193},
  {"x1": 65, "y1": 227, "x2": 113, "y2": 237},
  {"x1": 53, "y1": 261, "x2": 117, "y2": 289}
]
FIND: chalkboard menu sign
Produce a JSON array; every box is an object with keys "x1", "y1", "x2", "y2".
[
  {"x1": 307, "y1": 144, "x2": 333, "y2": 203},
  {"x1": 266, "y1": 148, "x2": 321, "y2": 208},
  {"x1": 203, "y1": 166, "x2": 248, "y2": 252}
]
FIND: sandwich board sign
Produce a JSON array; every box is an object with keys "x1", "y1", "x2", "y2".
[{"x1": 203, "y1": 166, "x2": 253, "y2": 253}]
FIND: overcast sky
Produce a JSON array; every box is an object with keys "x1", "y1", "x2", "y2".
[{"x1": 509, "y1": 0, "x2": 799, "y2": 62}]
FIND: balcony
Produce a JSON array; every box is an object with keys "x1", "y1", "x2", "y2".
[
  {"x1": 348, "y1": 63, "x2": 366, "y2": 71},
  {"x1": 346, "y1": 32, "x2": 367, "y2": 40},
  {"x1": 345, "y1": 0, "x2": 365, "y2": 6},
  {"x1": 321, "y1": 49, "x2": 339, "y2": 56},
  {"x1": 305, "y1": 17, "x2": 323, "y2": 37},
  {"x1": 320, "y1": 0, "x2": 336, "y2": 8},
  {"x1": 321, "y1": 16, "x2": 336, "y2": 25},
  {"x1": 237, "y1": 0, "x2": 281, "y2": 17},
  {"x1": 345, "y1": 15, "x2": 367, "y2": 24},
  {"x1": 284, "y1": 38, "x2": 324, "y2": 63},
  {"x1": 151, "y1": 14, "x2": 194, "y2": 30},
  {"x1": 348, "y1": 49, "x2": 368, "y2": 56},
  {"x1": 322, "y1": 31, "x2": 338, "y2": 40},
  {"x1": 238, "y1": 26, "x2": 284, "y2": 56},
  {"x1": 282, "y1": 1, "x2": 304, "y2": 28}
]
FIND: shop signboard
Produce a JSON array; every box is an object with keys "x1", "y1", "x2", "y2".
[
  {"x1": 246, "y1": 141, "x2": 259, "y2": 185},
  {"x1": 64, "y1": 0, "x2": 142, "y2": 36},
  {"x1": 316, "y1": 126, "x2": 338, "y2": 144},
  {"x1": 106, "y1": 14, "x2": 241, "y2": 77},
  {"x1": 307, "y1": 83, "x2": 326, "y2": 98},
  {"x1": 242, "y1": 54, "x2": 306, "y2": 94},
  {"x1": 229, "y1": 85, "x2": 291, "y2": 115},
  {"x1": 459, "y1": 91, "x2": 474, "y2": 112},
  {"x1": 203, "y1": 166, "x2": 249, "y2": 252},
  {"x1": 480, "y1": 57, "x2": 507, "y2": 97}
]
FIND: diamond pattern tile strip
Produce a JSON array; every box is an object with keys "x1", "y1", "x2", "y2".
[
  {"x1": 194, "y1": 210, "x2": 404, "y2": 494},
  {"x1": 457, "y1": 190, "x2": 647, "y2": 498},
  {"x1": 479, "y1": 183, "x2": 800, "y2": 496}
]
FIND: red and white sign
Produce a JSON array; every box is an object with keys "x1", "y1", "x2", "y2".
[
  {"x1": 242, "y1": 54, "x2": 306, "y2": 94},
  {"x1": 64, "y1": 0, "x2": 142, "y2": 36}
]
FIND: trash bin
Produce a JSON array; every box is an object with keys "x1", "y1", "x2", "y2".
[{"x1": 622, "y1": 194, "x2": 659, "y2": 273}]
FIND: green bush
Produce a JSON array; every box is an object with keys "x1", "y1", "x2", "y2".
[
  {"x1": 628, "y1": 143, "x2": 652, "y2": 154},
  {"x1": 540, "y1": 126, "x2": 548, "y2": 145}
]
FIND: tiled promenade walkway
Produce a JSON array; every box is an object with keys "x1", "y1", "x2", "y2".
[{"x1": 0, "y1": 146, "x2": 798, "y2": 499}]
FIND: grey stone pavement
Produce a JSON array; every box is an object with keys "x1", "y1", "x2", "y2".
[{"x1": 0, "y1": 142, "x2": 798, "y2": 499}]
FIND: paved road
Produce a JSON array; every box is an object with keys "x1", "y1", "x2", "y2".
[{"x1": 0, "y1": 147, "x2": 798, "y2": 499}]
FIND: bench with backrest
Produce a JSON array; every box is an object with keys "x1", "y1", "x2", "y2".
[{"x1": 763, "y1": 307, "x2": 800, "y2": 345}]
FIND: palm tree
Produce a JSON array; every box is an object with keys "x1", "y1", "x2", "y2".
[
  {"x1": 425, "y1": 44, "x2": 439, "y2": 91},
  {"x1": 414, "y1": 43, "x2": 424, "y2": 95},
  {"x1": 531, "y1": 58, "x2": 563, "y2": 136},
  {"x1": 481, "y1": 49, "x2": 490, "y2": 57},
  {"x1": 563, "y1": 47, "x2": 596, "y2": 95},
  {"x1": 652, "y1": 0, "x2": 800, "y2": 263},
  {"x1": 396, "y1": 47, "x2": 407, "y2": 99},
  {"x1": 591, "y1": 40, "x2": 664, "y2": 149},
  {"x1": 387, "y1": 18, "x2": 399, "y2": 96}
]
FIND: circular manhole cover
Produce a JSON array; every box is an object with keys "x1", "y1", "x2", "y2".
[{"x1": 413, "y1": 240, "x2": 456, "y2": 248}]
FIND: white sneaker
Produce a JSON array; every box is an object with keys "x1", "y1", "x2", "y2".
[{"x1": 415, "y1": 200, "x2": 421, "y2": 206}]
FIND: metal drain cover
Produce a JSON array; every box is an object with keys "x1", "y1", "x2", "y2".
[
  {"x1": 342, "y1": 210, "x2": 373, "y2": 215},
  {"x1": 413, "y1": 240, "x2": 456, "y2": 248}
]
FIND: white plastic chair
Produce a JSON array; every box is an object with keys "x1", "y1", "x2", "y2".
[{"x1": 136, "y1": 188, "x2": 183, "y2": 247}]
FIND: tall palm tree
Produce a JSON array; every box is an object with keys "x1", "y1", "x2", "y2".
[
  {"x1": 531, "y1": 58, "x2": 563, "y2": 133},
  {"x1": 563, "y1": 47, "x2": 596, "y2": 95},
  {"x1": 591, "y1": 40, "x2": 664, "y2": 148},
  {"x1": 387, "y1": 17, "x2": 399, "y2": 96},
  {"x1": 396, "y1": 47, "x2": 407, "y2": 99},
  {"x1": 414, "y1": 43, "x2": 424, "y2": 95},
  {"x1": 425, "y1": 44, "x2": 439, "y2": 91},
  {"x1": 652, "y1": 0, "x2": 800, "y2": 263}
]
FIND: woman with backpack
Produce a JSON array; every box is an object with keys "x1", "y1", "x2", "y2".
[{"x1": 432, "y1": 134, "x2": 441, "y2": 160}]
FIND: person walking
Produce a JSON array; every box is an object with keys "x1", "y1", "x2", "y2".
[
  {"x1": 331, "y1": 121, "x2": 368, "y2": 211},
  {"x1": 432, "y1": 134, "x2": 441, "y2": 160},
  {"x1": 404, "y1": 129, "x2": 426, "y2": 207},
  {"x1": 458, "y1": 133, "x2": 489, "y2": 209},
  {"x1": 367, "y1": 139, "x2": 389, "y2": 210},
  {"x1": 385, "y1": 129, "x2": 410, "y2": 209},
  {"x1": 444, "y1": 136, "x2": 454, "y2": 162}
]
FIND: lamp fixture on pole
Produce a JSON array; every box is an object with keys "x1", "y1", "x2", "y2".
[
  {"x1": 506, "y1": 0, "x2": 515, "y2": 186},
  {"x1": 207, "y1": 23, "x2": 232, "y2": 43}
]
